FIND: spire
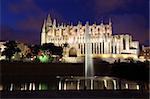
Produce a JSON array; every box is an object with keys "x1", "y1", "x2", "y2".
[
  {"x1": 69, "y1": 22, "x2": 73, "y2": 27},
  {"x1": 58, "y1": 23, "x2": 60, "y2": 27},
  {"x1": 100, "y1": 19, "x2": 104, "y2": 25},
  {"x1": 42, "y1": 19, "x2": 46, "y2": 33},
  {"x1": 64, "y1": 23, "x2": 66, "y2": 27},
  {"x1": 41, "y1": 19, "x2": 46, "y2": 45},
  {"x1": 53, "y1": 19, "x2": 56, "y2": 27},
  {"x1": 71, "y1": 22, "x2": 73, "y2": 26},
  {"x1": 61, "y1": 23, "x2": 64, "y2": 28},
  {"x1": 46, "y1": 14, "x2": 52, "y2": 27},
  {"x1": 85, "y1": 21, "x2": 90, "y2": 35},
  {"x1": 78, "y1": 21, "x2": 82, "y2": 25},
  {"x1": 93, "y1": 22, "x2": 96, "y2": 26},
  {"x1": 109, "y1": 17, "x2": 112, "y2": 25},
  {"x1": 77, "y1": 21, "x2": 82, "y2": 28},
  {"x1": 86, "y1": 21, "x2": 89, "y2": 26}
]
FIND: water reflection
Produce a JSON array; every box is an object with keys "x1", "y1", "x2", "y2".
[
  {"x1": 0, "y1": 76, "x2": 148, "y2": 91},
  {"x1": 57, "y1": 76, "x2": 143, "y2": 90}
]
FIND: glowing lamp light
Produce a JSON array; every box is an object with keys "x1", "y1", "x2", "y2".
[
  {"x1": 10, "y1": 83, "x2": 13, "y2": 91},
  {"x1": 104, "y1": 79, "x2": 107, "y2": 88},
  {"x1": 0, "y1": 85, "x2": 3, "y2": 91},
  {"x1": 38, "y1": 55, "x2": 49, "y2": 63},
  {"x1": 125, "y1": 83, "x2": 128, "y2": 89},
  {"x1": 136, "y1": 85, "x2": 139, "y2": 90},
  {"x1": 31, "y1": 58, "x2": 34, "y2": 61}
]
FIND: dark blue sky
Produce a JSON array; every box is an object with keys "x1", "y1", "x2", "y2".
[{"x1": 0, "y1": 0, "x2": 149, "y2": 45}]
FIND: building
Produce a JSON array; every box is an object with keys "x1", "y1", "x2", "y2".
[
  {"x1": 41, "y1": 14, "x2": 139, "y2": 62},
  {"x1": 139, "y1": 46, "x2": 150, "y2": 59},
  {"x1": 0, "y1": 41, "x2": 6, "y2": 60}
]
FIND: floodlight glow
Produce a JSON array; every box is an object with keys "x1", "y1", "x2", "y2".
[
  {"x1": 39, "y1": 83, "x2": 48, "y2": 90},
  {"x1": 136, "y1": 85, "x2": 139, "y2": 90},
  {"x1": 10, "y1": 83, "x2": 13, "y2": 91},
  {"x1": 38, "y1": 55, "x2": 49, "y2": 63},
  {"x1": 113, "y1": 80, "x2": 117, "y2": 90},
  {"x1": 58, "y1": 80, "x2": 62, "y2": 90},
  {"x1": 104, "y1": 80, "x2": 107, "y2": 88},
  {"x1": 0, "y1": 85, "x2": 3, "y2": 91},
  {"x1": 125, "y1": 83, "x2": 128, "y2": 89}
]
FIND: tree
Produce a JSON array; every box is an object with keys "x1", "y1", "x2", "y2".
[
  {"x1": 41, "y1": 43, "x2": 63, "y2": 56},
  {"x1": 2, "y1": 41, "x2": 21, "y2": 61},
  {"x1": 53, "y1": 46, "x2": 63, "y2": 56},
  {"x1": 26, "y1": 53, "x2": 32, "y2": 58},
  {"x1": 41, "y1": 43, "x2": 54, "y2": 51},
  {"x1": 29, "y1": 45, "x2": 41, "y2": 56}
]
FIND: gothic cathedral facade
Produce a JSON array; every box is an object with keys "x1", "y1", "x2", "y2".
[{"x1": 41, "y1": 14, "x2": 139, "y2": 62}]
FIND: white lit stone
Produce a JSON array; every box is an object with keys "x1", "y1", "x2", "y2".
[{"x1": 41, "y1": 15, "x2": 139, "y2": 62}]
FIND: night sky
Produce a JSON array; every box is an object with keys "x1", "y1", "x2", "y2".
[{"x1": 0, "y1": 0, "x2": 149, "y2": 45}]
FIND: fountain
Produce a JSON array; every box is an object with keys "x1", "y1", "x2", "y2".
[
  {"x1": 55, "y1": 23, "x2": 140, "y2": 90},
  {"x1": 56, "y1": 22, "x2": 95, "y2": 90},
  {"x1": 56, "y1": 22, "x2": 117, "y2": 90},
  {"x1": 84, "y1": 22, "x2": 94, "y2": 89},
  {"x1": 85, "y1": 22, "x2": 94, "y2": 78}
]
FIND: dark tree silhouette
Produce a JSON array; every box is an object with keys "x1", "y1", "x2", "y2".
[
  {"x1": 41, "y1": 43, "x2": 63, "y2": 56},
  {"x1": 41, "y1": 43, "x2": 54, "y2": 54},
  {"x1": 26, "y1": 53, "x2": 32, "y2": 58},
  {"x1": 53, "y1": 46, "x2": 63, "y2": 56},
  {"x1": 2, "y1": 41, "x2": 21, "y2": 61},
  {"x1": 29, "y1": 45, "x2": 41, "y2": 56}
]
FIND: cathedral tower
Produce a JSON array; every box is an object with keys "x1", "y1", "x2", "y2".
[{"x1": 41, "y1": 20, "x2": 46, "y2": 44}]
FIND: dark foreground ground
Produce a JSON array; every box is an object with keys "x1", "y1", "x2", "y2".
[
  {"x1": 1, "y1": 90, "x2": 149, "y2": 99},
  {"x1": 0, "y1": 61, "x2": 149, "y2": 98},
  {"x1": 1, "y1": 62, "x2": 112, "y2": 83}
]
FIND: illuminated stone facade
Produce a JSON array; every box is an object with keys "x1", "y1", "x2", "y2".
[
  {"x1": 0, "y1": 41, "x2": 6, "y2": 60},
  {"x1": 41, "y1": 14, "x2": 139, "y2": 62},
  {"x1": 140, "y1": 46, "x2": 150, "y2": 59}
]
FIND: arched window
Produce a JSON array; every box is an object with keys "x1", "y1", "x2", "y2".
[
  {"x1": 100, "y1": 43, "x2": 101, "y2": 54},
  {"x1": 69, "y1": 47, "x2": 77, "y2": 57},
  {"x1": 92, "y1": 43, "x2": 93, "y2": 54},
  {"x1": 123, "y1": 38, "x2": 126, "y2": 50},
  {"x1": 115, "y1": 46, "x2": 117, "y2": 54}
]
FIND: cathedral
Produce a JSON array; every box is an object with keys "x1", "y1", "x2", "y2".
[{"x1": 41, "y1": 14, "x2": 139, "y2": 62}]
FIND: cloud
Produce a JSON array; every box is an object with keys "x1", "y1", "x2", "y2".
[
  {"x1": 0, "y1": 25, "x2": 40, "y2": 44},
  {"x1": 4, "y1": 0, "x2": 148, "y2": 45},
  {"x1": 92, "y1": 0, "x2": 149, "y2": 45},
  {"x1": 0, "y1": 25, "x2": 17, "y2": 40},
  {"x1": 93, "y1": 0, "x2": 129, "y2": 15},
  {"x1": 16, "y1": 9, "x2": 66, "y2": 33},
  {"x1": 8, "y1": 0, "x2": 66, "y2": 30},
  {"x1": 112, "y1": 14, "x2": 149, "y2": 44},
  {"x1": 17, "y1": 16, "x2": 43, "y2": 31},
  {"x1": 93, "y1": 0, "x2": 148, "y2": 15},
  {"x1": 7, "y1": 0, "x2": 66, "y2": 44},
  {"x1": 8, "y1": 0, "x2": 65, "y2": 21},
  {"x1": 9, "y1": 0, "x2": 44, "y2": 15}
]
